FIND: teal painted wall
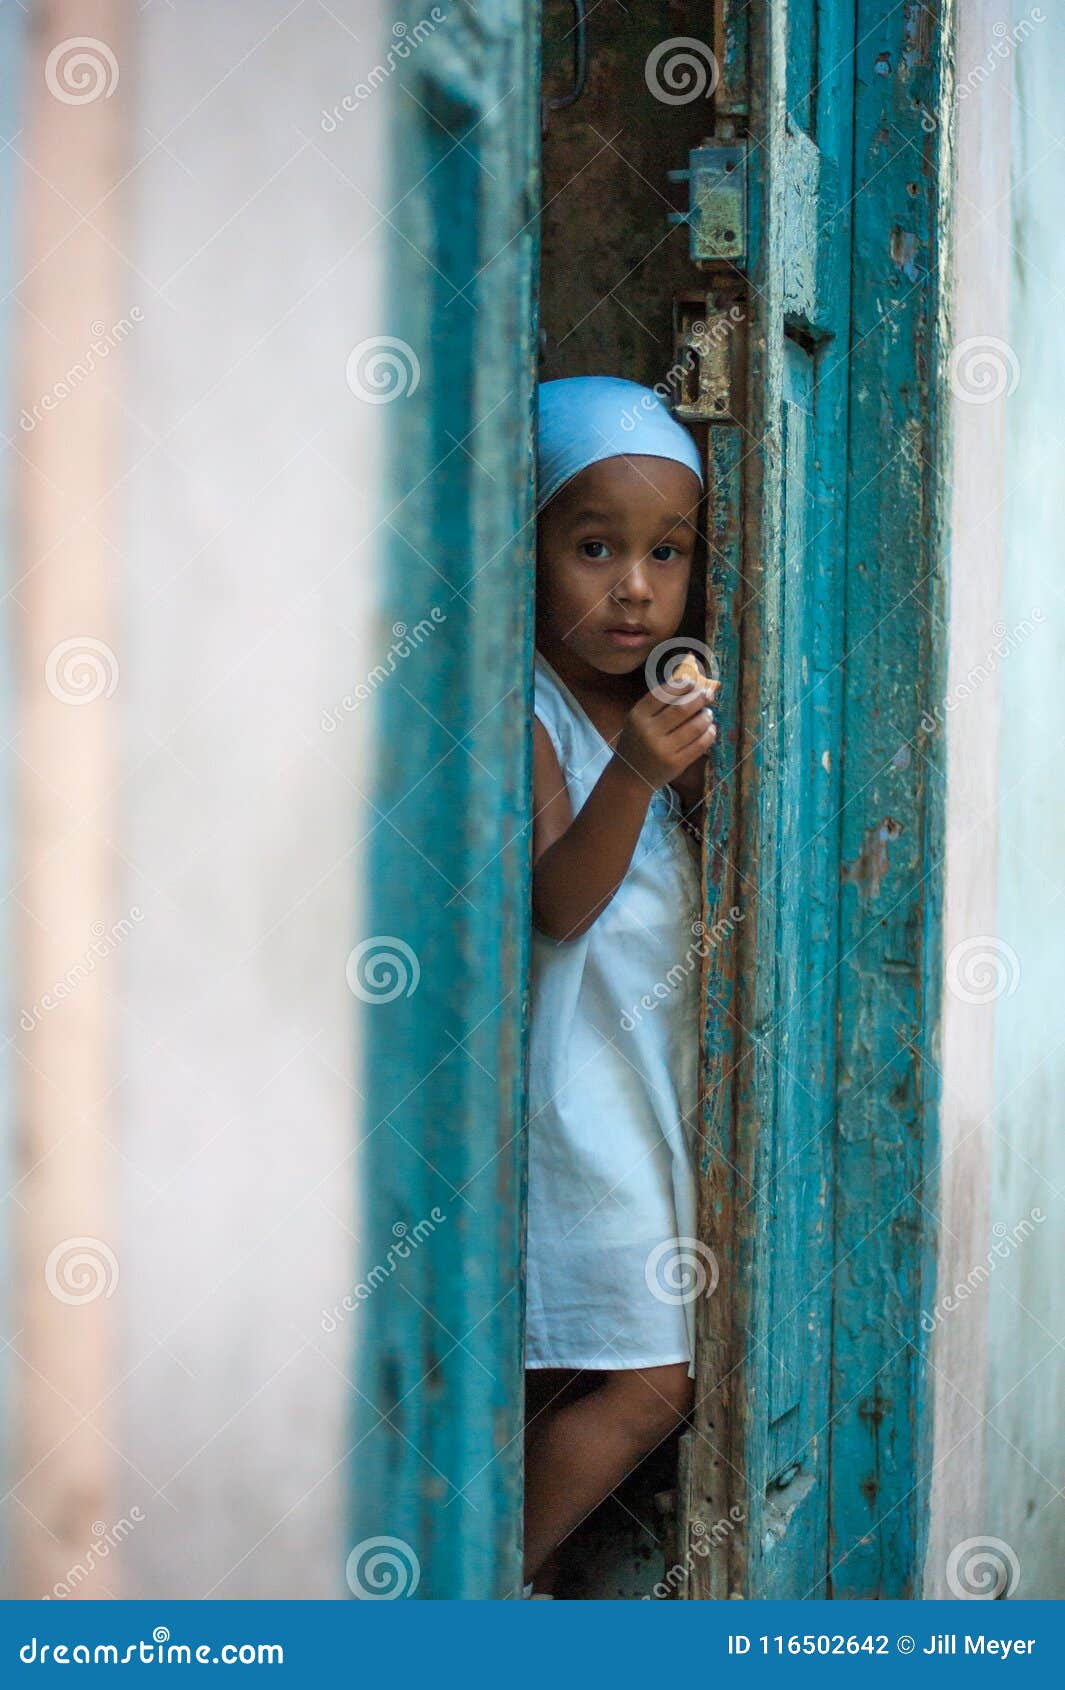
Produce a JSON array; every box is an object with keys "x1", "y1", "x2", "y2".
[{"x1": 985, "y1": 1, "x2": 1065, "y2": 1601}]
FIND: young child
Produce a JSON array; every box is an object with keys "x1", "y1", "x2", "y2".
[{"x1": 524, "y1": 376, "x2": 717, "y2": 1594}]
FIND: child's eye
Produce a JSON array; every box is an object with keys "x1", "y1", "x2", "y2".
[
  {"x1": 579, "y1": 540, "x2": 611, "y2": 560},
  {"x1": 651, "y1": 543, "x2": 683, "y2": 562}
]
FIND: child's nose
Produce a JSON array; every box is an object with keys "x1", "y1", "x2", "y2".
[{"x1": 616, "y1": 561, "x2": 653, "y2": 603}]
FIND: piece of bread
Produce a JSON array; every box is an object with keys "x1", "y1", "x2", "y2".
[{"x1": 672, "y1": 652, "x2": 721, "y2": 700}]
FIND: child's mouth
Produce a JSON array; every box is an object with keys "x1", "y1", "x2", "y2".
[{"x1": 603, "y1": 626, "x2": 651, "y2": 648}]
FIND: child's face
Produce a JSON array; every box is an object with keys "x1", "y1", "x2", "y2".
[{"x1": 536, "y1": 454, "x2": 701, "y2": 679}]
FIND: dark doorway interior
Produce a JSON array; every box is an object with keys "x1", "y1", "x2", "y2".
[{"x1": 534, "y1": 0, "x2": 721, "y2": 1599}]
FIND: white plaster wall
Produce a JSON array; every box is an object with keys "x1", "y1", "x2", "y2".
[
  {"x1": 111, "y1": 1, "x2": 384, "y2": 1597},
  {"x1": 924, "y1": 0, "x2": 1011, "y2": 1596},
  {"x1": 983, "y1": 0, "x2": 1065, "y2": 1601}
]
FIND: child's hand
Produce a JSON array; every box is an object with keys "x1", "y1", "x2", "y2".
[{"x1": 616, "y1": 678, "x2": 717, "y2": 791}]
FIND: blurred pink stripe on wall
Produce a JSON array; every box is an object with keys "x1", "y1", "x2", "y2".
[{"x1": 11, "y1": 0, "x2": 130, "y2": 1598}]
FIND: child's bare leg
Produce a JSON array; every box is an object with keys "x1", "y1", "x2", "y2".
[
  {"x1": 523, "y1": 1369, "x2": 580, "y2": 1593},
  {"x1": 524, "y1": 1368, "x2": 581, "y2": 1450},
  {"x1": 523, "y1": 1362, "x2": 693, "y2": 1583}
]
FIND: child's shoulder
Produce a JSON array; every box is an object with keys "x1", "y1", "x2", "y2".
[
  {"x1": 533, "y1": 654, "x2": 586, "y2": 770},
  {"x1": 532, "y1": 651, "x2": 566, "y2": 723}
]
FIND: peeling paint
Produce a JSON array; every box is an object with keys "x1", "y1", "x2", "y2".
[
  {"x1": 891, "y1": 227, "x2": 921, "y2": 281},
  {"x1": 841, "y1": 817, "x2": 905, "y2": 899},
  {"x1": 901, "y1": 2, "x2": 935, "y2": 71}
]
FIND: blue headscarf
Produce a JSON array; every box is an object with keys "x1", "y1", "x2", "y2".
[{"x1": 537, "y1": 376, "x2": 703, "y2": 509}]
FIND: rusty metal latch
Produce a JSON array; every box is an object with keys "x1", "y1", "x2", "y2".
[
  {"x1": 671, "y1": 290, "x2": 745, "y2": 423},
  {"x1": 667, "y1": 145, "x2": 748, "y2": 265}
]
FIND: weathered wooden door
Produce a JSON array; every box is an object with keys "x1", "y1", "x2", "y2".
[
  {"x1": 349, "y1": 4, "x2": 540, "y2": 1601},
  {"x1": 676, "y1": 0, "x2": 855, "y2": 1601},
  {"x1": 680, "y1": 0, "x2": 950, "y2": 1599}
]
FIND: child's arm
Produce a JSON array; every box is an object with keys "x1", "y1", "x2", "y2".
[
  {"x1": 669, "y1": 754, "x2": 710, "y2": 814},
  {"x1": 668, "y1": 764, "x2": 708, "y2": 851},
  {"x1": 532, "y1": 686, "x2": 716, "y2": 942}
]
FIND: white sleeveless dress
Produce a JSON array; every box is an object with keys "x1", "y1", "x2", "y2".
[{"x1": 526, "y1": 652, "x2": 702, "y2": 1375}]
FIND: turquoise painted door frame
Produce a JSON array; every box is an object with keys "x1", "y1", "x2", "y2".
[
  {"x1": 349, "y1": 5, "x2": 540, "y2": 1601},
  {"x1": 679, "y1": 0, "x2": 858, "y2": 1601},
  {"x1": 680, "y1": 0, "x2": 952, "y2": 1600},
  {"x1": 830, "y1": 0, "x2": 952, "y2": 1598}
]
